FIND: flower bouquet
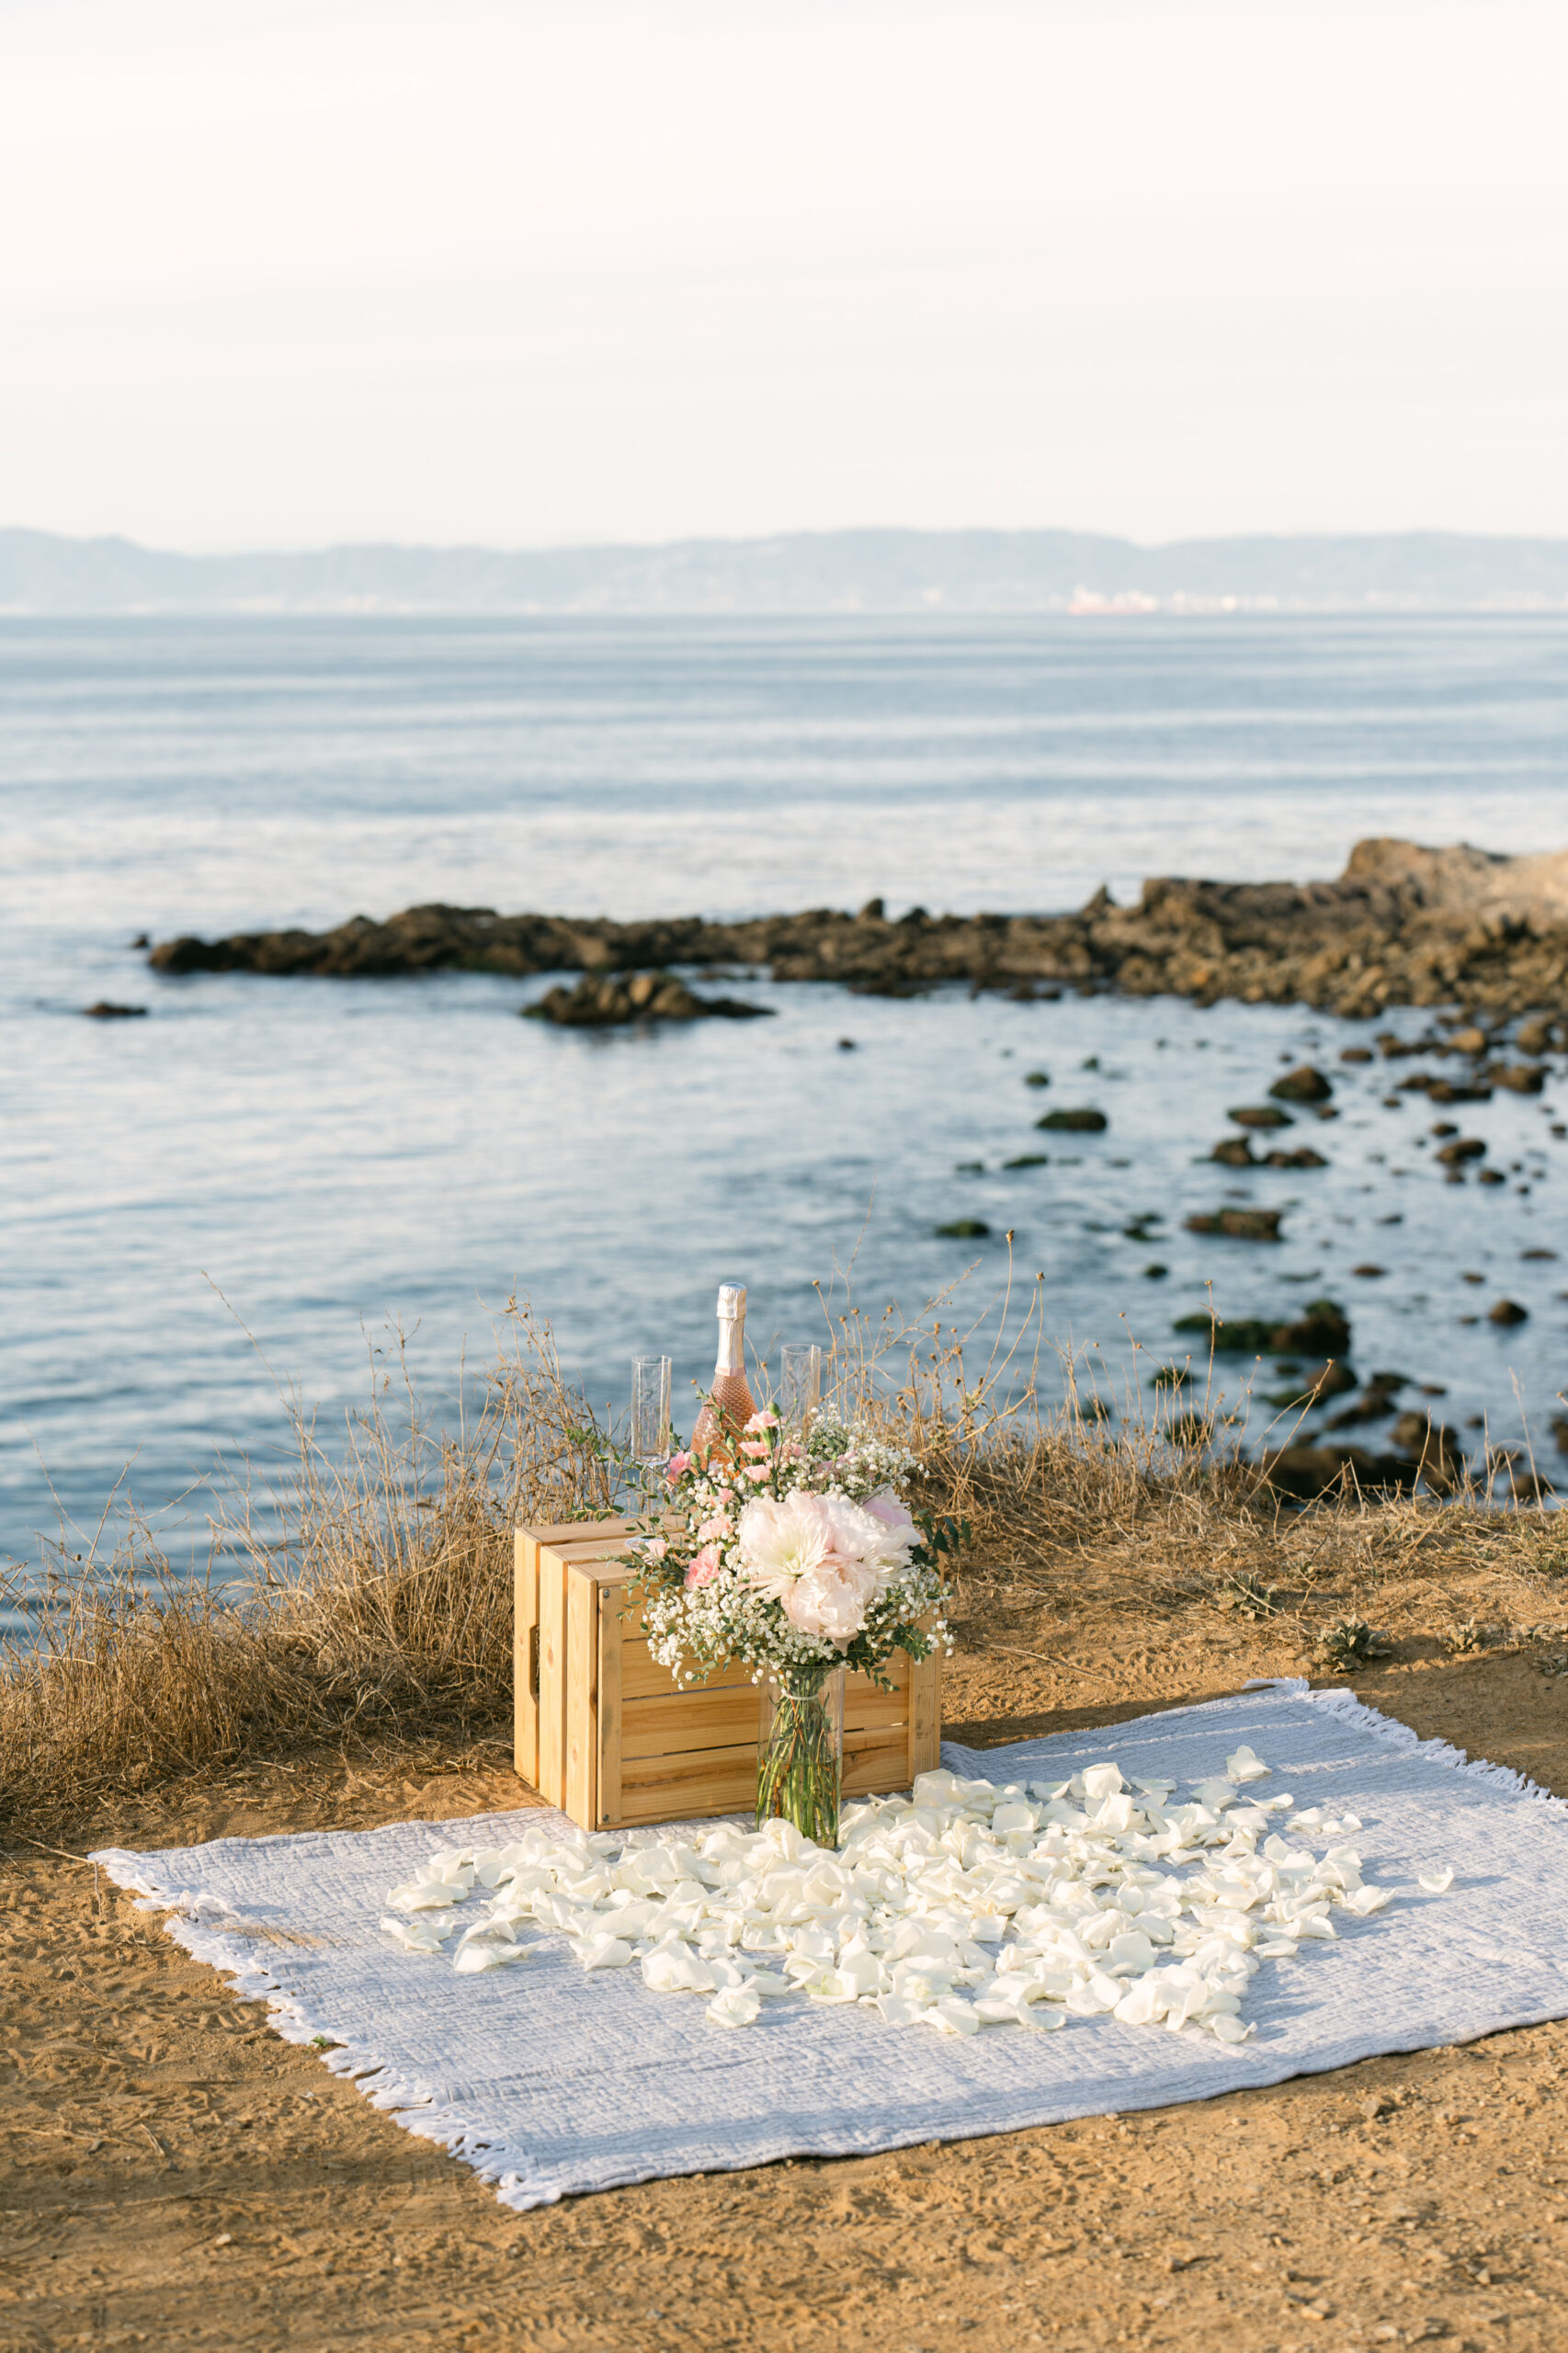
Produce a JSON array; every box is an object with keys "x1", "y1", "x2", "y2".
[{"x1": 624, "y1": 1404, "x2": 957, "y2": 1846}]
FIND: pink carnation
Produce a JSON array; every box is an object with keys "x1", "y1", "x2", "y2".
[
  {"x1": 685, "y1": 1543, "x2": 722, "y2": 1587},
  {"x1": 744, "y1": 1410, "x2": 779, "y2": 1433},
  {"x1": 666, "y1": 1450, "x2": 692, "y2": 1480}
]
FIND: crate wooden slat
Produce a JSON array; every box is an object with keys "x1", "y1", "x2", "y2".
[{"x1": 515, "y1": 1519, "x2": 942, "y2": 1832}]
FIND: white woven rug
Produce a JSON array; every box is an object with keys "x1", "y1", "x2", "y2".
[{"x1": 93, "y1": 1681, "x2": 1568, "y2": 2210}]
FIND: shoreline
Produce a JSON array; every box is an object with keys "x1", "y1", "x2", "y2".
[{"x1": 147, "y1": 835, "x2": 1568, "y2": 1023}]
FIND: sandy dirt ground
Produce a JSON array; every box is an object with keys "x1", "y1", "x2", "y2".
[{"x1": 6, "y1": 1580, "x2": 1568, "y2": 2352}]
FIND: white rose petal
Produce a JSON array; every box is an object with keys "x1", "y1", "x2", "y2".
[
  {"x1": 1209, "y1": 2012, "x2": 1252, "y2": 2044},
  {"x1": 642, "y1": 1946, "x2": 716, "y2": 1995},
  {"x1": 452, "y1": 1940, "x2": 529, "y2": 1974},
  {"x1": 706, "y1": 1984, "x2": 762, "y2": 2029},
  {"x1": 574, "y1": 1934, "x2": 635, "y2": 1972},
  {"x1": 1418, "y1": 1868, "x2": 1454, "y2": 1895},
  {"x1": 921, "y1": 1997, "x2": 982, "y2": 2037},
  {"x1": 1338, "y1": 1885, "x2": 1392, "y2": 1917}
]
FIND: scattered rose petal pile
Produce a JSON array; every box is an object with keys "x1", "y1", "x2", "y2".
[{"x1": 381, "y1": 1744, "x2": 1449, "y2": 2040}]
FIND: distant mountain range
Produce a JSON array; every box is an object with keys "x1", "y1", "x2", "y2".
[{"x1": 5, "y1": 525, "x2": 1568, "y2": 614}]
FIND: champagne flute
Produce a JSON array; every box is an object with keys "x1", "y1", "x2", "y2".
[
  {"x1": 631, "y1": 1357, "x2": 673, "y2": 1487},
  {"x1": 779, "y1": 1343, "x2": 823, "y2": 1431}
]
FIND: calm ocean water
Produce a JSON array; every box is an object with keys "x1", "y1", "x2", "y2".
[{"x1": 3, "y1": 612, "x2": 1566, "y2": 1572}]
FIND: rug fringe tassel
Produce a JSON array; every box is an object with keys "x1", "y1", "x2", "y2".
[{"x1": 1302, "y1": 1681, "x2": 1568, "y2": 1811}]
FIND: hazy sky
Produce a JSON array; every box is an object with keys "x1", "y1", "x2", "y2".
[{"x1": 3, "y1": 0, "x2": 1564, "y2": 548}]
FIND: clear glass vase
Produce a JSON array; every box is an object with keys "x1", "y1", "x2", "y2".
[{"x1": 756, "y1": 1668, "x2": 845, "y2": 1847}]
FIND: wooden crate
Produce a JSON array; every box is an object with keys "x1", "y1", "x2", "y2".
[{"x1": 514, "y1": 1518, "x2": 942, "y2": 1832}]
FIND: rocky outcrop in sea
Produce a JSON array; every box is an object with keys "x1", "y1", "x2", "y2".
[{"x1": 148, "y1": 838, "x2": 1568, "y2": 1021}]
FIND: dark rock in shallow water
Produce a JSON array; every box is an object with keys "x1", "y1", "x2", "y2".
[
  {"x1": 1184, "y1": 1207, "x2": 1283, "y2": 1241},
  {"x1": 1488, "y1": 1298, "x2": 1528, "y2": 1324},
  {"x1": 1036, "y1": 1108, "x2": 1107, "y2": 1132},
  {"x1": 1229, "y1": 1104, "x2": 1293, "y2": 1129},
  {"x1": 1270, "y1": 1300, "x2": 1352, "y2": 1355},
  {"x1": 83, "y1": 1001, "x2": 147, "y2": 1018},
  {"x1": 1260, "y1": 1445, "x2": 1415, "y2": 1499},
  {"x1": 1263, "y1": 1146, "x2": 1328, "y2": 1169},
  {"x1": 1435, "y1": 1136, "x2": 1486, "y2": 1165},
  {"x1": 1292, "y1": 1358, "x2": 1358, "y2": 1400},
  {"x1": 1390, "y1": 1412, "x2": 1464, "y2": 1483},
  {"x1": 1428, "y1": 1079, "x2": 1493, "y2": 1105},
  {"x1": 1003, "y1": 1153, "x2": 1049, "y2": 1169},
  {"x1": 936, "y1": 1219, "x2": 991, "y2": 1239},
  {"x1": 1269, "y1": 1064, "x2": 1333, "y2": 1102},
  {"x1": 1491, "y1": 1063, "x2": 1548, "y2": 1093},
  {"x1": 1210, "y1": 1137, "x2": 1259, "y2": 1167},
  {"x1": 1173, "y1": 1311, "x2": 1288, "y2": 1356},
  {"x1": 522, "y1": 973, "x2": 772, "y2": 1027}
]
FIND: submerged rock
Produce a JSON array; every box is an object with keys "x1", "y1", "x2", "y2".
[
  {"x1": 1389, "y1": 1412, "x2": 1465, "y2": 1489},
  {"x1": 522, "y1": 973, "x2": 773, "y2": 1027},
  {"x1": 1036, "y1": 1108, "x2": 1108, "y2": 1132},
  {"x1": 1184, "y1": 1208, "x2": 1283, "y2": 1242},
  {"x1": 1428, "y1": 1079, "x2": 1494, "y2": 1105},
  {"x1": 1229, "y1": 1104, "x2": 1294, "y2": 1129},
  {"x1": 1268, "y1": 1065, "x2": 1333, "y2": 1103},
  {"x1": 1260, "y1": 1445, "x2": 1415, "y2": 1499},
  {"x1": 82, "y1": 1001, "x2": 148, "y2": 1019}
]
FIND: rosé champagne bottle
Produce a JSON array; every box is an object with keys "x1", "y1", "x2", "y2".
[{"x1": 692, "y1": 1281, "x2": 756, "y2": 1461}]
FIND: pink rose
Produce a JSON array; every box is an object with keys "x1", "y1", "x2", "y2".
[{"x1": 862, "y1": 1489, "x2": 919, "y2": 1546}]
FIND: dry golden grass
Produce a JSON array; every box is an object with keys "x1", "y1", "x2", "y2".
[
  {"x1": 0, "y1": 1310, "x2": 617, "y2": 1833},
  {"x1": 3, "y1": 1280, "x2": 1564, "y2": 1839}
]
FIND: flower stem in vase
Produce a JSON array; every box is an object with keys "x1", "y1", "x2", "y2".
[{"x1": 756, "y1": 1668, "x2": 845, "y2": 1846}]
